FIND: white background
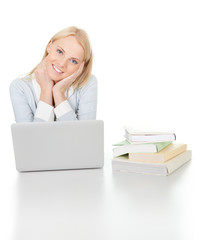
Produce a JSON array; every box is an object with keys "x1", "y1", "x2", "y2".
[{"x1": 0, "y1": 0, "x2": 202, "y2": 239}]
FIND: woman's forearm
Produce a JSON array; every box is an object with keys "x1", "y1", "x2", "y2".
[
  {"x1": 53, "y1": 90, "x2": 66, "y2": 107},
  {"x1": 40, "y1": 87, "x2": 53, "y2": 106}
]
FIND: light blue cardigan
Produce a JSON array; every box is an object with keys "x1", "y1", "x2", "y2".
[{"x1": 9, "y1": 75, "x2": 97, "y2": 123}]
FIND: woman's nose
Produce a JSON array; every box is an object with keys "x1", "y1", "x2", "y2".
[{"x1": 59, "y1": 56, "x2": 69, "y2": 69}]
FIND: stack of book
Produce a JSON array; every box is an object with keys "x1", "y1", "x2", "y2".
[{"x1": 112, "y1": 127, "x2": 192, "y2": 176}]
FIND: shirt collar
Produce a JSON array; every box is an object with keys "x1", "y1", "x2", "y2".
[{"x1": 31, "y1": 73, "x2": 74, "y2": 101}]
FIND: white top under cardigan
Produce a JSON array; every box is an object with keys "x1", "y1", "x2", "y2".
[{"x1": 9, "y1": 74, "x2": 97, "y2": 123}]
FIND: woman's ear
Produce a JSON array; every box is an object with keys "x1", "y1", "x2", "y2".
[{"x1": 46, "y1": 40, "x2": 53, "y2": 54}]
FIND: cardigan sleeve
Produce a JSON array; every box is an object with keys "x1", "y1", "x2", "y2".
[
  {"x1": 56, "y1": 75, "x2": 97, "y2": 121},
  {"x1": 9, "y1": 79, "x2": 53, "y2": 123}
]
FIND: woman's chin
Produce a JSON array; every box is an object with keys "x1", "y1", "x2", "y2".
[
  {"x1": 47, "y1": 71, "x2": 63, "y2": 83},
  {"x1": 48, "y1": 73, "x2": 63, "y2": 83}
]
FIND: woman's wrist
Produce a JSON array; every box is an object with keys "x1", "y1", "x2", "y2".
[
  {"x1": 40, "y1": 87, "x2": 54, "y2": 106},
  {"x1": 53, "y1": 90, "x2": 66, "y2": 107},
  {"x1": 40, "y1": 82, "x2": 54, "y2": 92}
]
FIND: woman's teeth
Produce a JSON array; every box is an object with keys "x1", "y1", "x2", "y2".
[{"x1": 53, "y1": 65, "x2": 63, "y2": 73}]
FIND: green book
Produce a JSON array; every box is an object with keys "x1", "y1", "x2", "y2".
[{"x1": 112, "y1": 140, "x2": 131, "y2": 146}]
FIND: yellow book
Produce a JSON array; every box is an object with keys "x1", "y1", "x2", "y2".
[{"x1": 129, "y1": 143, "x2": 187, "y2": 163}]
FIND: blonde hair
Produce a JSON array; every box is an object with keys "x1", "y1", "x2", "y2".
[{"x1": 28, "y1": 26, "x2": 93, "y2": 89}]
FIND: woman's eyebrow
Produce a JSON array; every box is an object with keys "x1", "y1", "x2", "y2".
[
  {"x1": 57, "y1": 45, "x2": 81, "y2": 61},
  {"x1": 71, "y1": 57, "x2": 81, "y2": 62},
  {"x1": 57, "y1": 45, "x2": 65, "y2": 52}
]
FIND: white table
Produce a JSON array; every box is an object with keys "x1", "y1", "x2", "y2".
[{"x1": 8, "y1": 152, "x2": 193, "y2": 240}]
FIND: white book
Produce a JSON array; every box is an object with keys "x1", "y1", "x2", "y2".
[
  {"x1": 125, "y1": 131, "x2": 176, "y2": 143},
  {"x1": 112, "y1": 141, "x2": 172, "y2": 157},
  {"x1": 112, "y1": 150, "x2": 191, "y2": 176}
]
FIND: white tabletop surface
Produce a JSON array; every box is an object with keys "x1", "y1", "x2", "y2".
[{"x1": 2, "y1": 150, "x2": 195, "y2": 240}]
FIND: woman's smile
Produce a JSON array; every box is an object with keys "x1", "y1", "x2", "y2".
[{"x1": 52, "y1": 64, "x2": 64, "y2": 74}]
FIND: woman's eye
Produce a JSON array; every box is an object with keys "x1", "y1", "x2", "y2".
[
  {"x1": 71, "y1": 59, "x2": 78, "y2": 64},
  {"x1": 56, "y1": 49, "x2": 63, "y2": 54}
]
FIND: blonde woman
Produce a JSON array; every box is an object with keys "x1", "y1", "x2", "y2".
[{"x1": 10, "y1": 26, "x2": 97, "y2": 122}]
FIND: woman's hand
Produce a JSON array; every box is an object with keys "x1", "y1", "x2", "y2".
[
  {"x1": 34, "y1": 58, "x2": 54, "y2": 106},
  {"x1": 53, "y1": 62, "x2": 84, "y2": 107},
  {"x1": 34, "y1": 58, "x2": 54, "y2": 91}
]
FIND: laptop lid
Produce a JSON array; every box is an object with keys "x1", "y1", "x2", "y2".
[{"x1": 11, "y1": 120, "x2": 104, "y2": 172}]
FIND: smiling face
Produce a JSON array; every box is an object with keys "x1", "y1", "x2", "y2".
[{"x1": 45, "y1": 36, "x2": 85, "y2": 82}]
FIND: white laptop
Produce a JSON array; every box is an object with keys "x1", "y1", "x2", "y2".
[{"x1": 11, "y1": 120, "x2": 104, "y2": 172}]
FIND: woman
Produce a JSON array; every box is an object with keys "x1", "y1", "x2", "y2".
[{"x1": 10, "y1": 26, "x2": 97, "y2": 122}]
